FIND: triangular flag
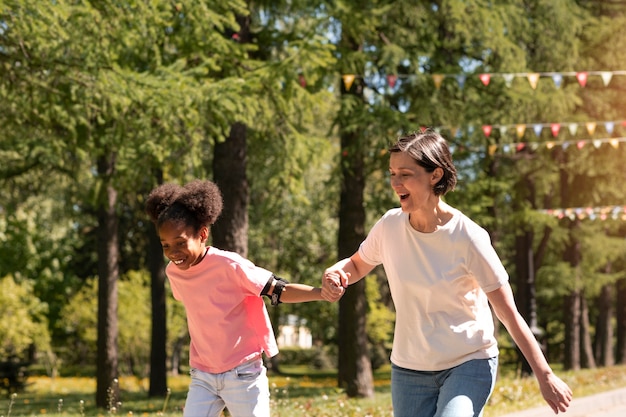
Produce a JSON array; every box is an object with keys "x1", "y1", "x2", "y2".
[
  {"x1": 600, "y1": 72, "x2": 613, "y2": 86},
  {"x1": 527, "y1": 73, "x2": 540, "y2": 89},
  {"x1": 488, "y1": 144, "x2": 498, "y2": 156},
  {"x1": 550, "y1": 123, "x2": 561, "y2": 137},
  {"x1": 562, "y1": 142, "x2": 570, "y2": 150},
  {"x1": 516, "y1": 124, "x2": 526, "y2": 139},
  {"x1": 576, "y1": 72, "x2": 588, "y2": 87},
  {"x1": 482, "y1": 125, "x2": 493, "y2": 137},
  {"x1": 455, "y1": 75, "x2": 466, "y2": 89},
  {"x1": 516, "y1": 143, "x2": 526, "y2": 152},
  {"x1": 546, "y1": 141, "x2": 556, "y2": 149},
  {"x1": 609, "y1": 139, "x2": 619, "y2": 149},
  {"x1": 503, "y1": 74, "x2": 514, "y2": 87},
  {"x1": 479, "y1": 73, "x2": 491, "y2": 86},
  {"x1": 387, "y1": 74, "x2": 398, "y2": 89},
  {"x1": 451, "y1": 127, "x2": 460, "y2": 138},
  {"x1": 577, "y1": 140, "x2": 586, "y2": 149},
  {"x1": 533, "y1": 124, "x2": 543, "y2": 137},
  {"x1": 592, "y1": 140, "x2": 602, "y2": 148},
  {"x1": 499, "y1": 125, "x2": 508, "y2": 137},
  {"x1": 342, "y1": 74, "x2": 356, "y2": 91},
  {"x1": 585, "y1": 122, "x2": 596, "y2": 135},
  {"x1": 551, "y1": 74, "x2": 563, "y2": 88},
  {"x1": 604, "y1": 121, "x2": 615, "y2": 135},
  {"x1": 568, "y1": 123, "x2": 578, "y2": 136},
  {"x1": 530, "y1": 143, "x2": 539, "y2": 151},
  {"x1": 432, "y1": 74, "x2": 444, "y2": 89},
  {"x1": 298, "y1": 74, "x2": 306, "y2": 87}
]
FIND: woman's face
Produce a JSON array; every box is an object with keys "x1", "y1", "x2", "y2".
[
  {"x1": 389, "y1": 151, "x2": 440, "y2": 212},
  {"x1": 158, "y1": 220, "x2": 208, "y2": 270}
]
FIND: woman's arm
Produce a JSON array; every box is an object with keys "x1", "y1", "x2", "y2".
[
  {"x1": 487, "y1": 282, "x2": 573, "y2": 414},
  {"x1": 321, "y1": 252, "x2": 375, "y2": 302}
]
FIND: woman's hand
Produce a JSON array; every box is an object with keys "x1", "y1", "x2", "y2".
[
  {"x1": 538, "y1": 372, "x2": 573, "y2": 414},
  {"x1": 320, "y1": 270, "x2": 350, "y2": 302}
]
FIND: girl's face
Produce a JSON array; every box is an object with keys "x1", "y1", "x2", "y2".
[
  {"x1": 389, "y1": 151, "x2": 441, "y2": 212},
  {"x1": 158, "y1": 220, "x2": 208, "y2": 271}
]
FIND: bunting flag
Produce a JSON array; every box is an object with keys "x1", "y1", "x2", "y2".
[
  {"x1": 539, "y1": 206, "x2": 626, "y2": 221},
  {"x1": 335, "y1": 70, "x2": 626, "y2": 90},
  {"x1": 342, "y1": 74, "x2": 356, "y2": 91}
]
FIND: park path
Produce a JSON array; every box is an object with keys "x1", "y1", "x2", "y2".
[{"x1": 496, "y1": 387, "x2": 626, "y2": 417}]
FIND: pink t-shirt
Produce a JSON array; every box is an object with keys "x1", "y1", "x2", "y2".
[{"x1": 166, "y1": 246, "x2": 279, "y2": 374}]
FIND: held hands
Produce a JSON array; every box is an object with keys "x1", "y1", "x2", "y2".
[
  {"x1": 538, "y1": 372, "x2": 573, "y2": 414},
  {"x1": 321, "y1": 269, "x2": 350, "y2": 302}
]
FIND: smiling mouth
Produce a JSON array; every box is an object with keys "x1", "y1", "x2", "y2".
[
  {"x1": 173, "y1": 259, "x2": 185, "y2": 265},
  {"x1": 399, "y1": 194, "x2": 409, "y2": 200}
]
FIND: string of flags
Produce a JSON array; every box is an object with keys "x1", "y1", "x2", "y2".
[
  {"x1": 333, "y1": 70, "x2": 626, "y2": 90},
  {"x1": 437, "y1": 120, "x2": 626, "y2": 140},
  {"x1": 539, "y1": 206, "x2": 626, "y2": 221},
  {"x1": 487, "y1": 136, "x2": 625, "y2": 156}
]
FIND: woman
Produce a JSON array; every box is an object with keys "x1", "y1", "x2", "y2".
[{"x1": 321, "y1": 130, "x2": 572, "y2": 417}]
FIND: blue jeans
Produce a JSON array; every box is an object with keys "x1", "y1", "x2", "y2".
[
  {"x1": 183, "y1": 358, "x2": 270, "y2": 417},
  {"x1": 391, "y1": 357, "x2": 498, "y2": 417}
]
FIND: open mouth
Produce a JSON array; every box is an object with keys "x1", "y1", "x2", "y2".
[
  {"x1": 173, "y1": 259, "x2": 185, "y2": 265},
  {"x1": 399, "y1": 194, "x2": 409, "y2": 201}
]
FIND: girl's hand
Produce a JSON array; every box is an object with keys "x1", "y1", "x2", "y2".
[{"x1": 321, "y1": 270, "x2": 350, "y2": 302}]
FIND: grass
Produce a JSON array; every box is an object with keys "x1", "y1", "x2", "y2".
[{"x1": 2, "y1": 364, "x2": 626, "y2": 416}]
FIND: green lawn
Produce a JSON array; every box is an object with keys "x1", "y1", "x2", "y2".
[{"x1": 3, "y1": 364, "x2": 626, "y2": 416}]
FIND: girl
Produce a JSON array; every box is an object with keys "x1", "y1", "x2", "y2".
[{"x1": 146, "y1": 179, "x2": 326, "y2": 417}]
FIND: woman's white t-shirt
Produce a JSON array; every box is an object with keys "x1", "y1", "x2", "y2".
[{"x1": 359, "y1": 207, "x2": 508, "y2": 371}]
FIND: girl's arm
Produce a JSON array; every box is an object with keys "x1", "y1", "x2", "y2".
[
  {"x1": 487, "y1": 282, "x2": 573, "y2": 414},
  {"x1": 280, "y1": 283, "x2": 323, "y2": 303},
  {"x1": 261, "y1": 276, "x2": 324, "y2": 304}
]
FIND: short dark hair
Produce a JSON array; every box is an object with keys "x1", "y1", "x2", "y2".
[{"x1": 389, "y1": 130, "x2": 457, "y2": 196}]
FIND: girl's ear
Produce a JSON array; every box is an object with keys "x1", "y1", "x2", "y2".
[{"x1": 200, "y1": 226, "x2": 209, "y2": 242}]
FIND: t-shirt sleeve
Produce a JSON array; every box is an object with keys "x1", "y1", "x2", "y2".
[
  {"x1": 358, "y1": 215, "x2": 386, "y2": 266},
  {"x1": 232, "y1": 255, "x2": 274, "y2": 295},
  {"x1": 467, "y1": 227, "x2": 509, "y2": 292}
]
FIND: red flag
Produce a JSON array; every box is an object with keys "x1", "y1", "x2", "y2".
[{"x1": 479, "y1": 73, "x2": 491, "y2": 86}]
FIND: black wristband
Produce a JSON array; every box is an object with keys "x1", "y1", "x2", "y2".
[{"x1": 271, "y1": 278, "x2": 287, "y2": 306}]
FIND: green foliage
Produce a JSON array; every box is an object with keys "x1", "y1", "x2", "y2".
[
  {"x1": 0, "y1": 275, "x2": 51, "y2": 359},
  {"x1": 57, "y1": 271, "x2": 188, "y2": 376}
]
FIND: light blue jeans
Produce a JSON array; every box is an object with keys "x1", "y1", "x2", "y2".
[
  {"x1": 183, "y1": 358, "x2": 270, "y2": 417},
  {"x1": 391, "y1": 357, "x2": 498, "y2": 417}
]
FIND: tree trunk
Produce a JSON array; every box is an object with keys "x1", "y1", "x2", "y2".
[
  {"x1": 616, "y1": 278, "x2": 626, "y2": 364},
  {"x1": 148, "y1": 215, "x2": 169, "y2": 397},
  {"x1": 594, "y1": 283, "x2": 614, "y2": 367},
  {"x1": 96, "y1": 153, "x2": 120, "y2": 408},
  {"x1": 514, "y1": 232, "x2": 544, "y2": 376},
  {"x1": 212, "y1": 122, "x2": 249, "y2": 256},
  {"x1": 336, "y1": 127, "x2": 374, "y2": 398},
  {"x1": 563, "y1": 290, "x2": 581, "y2": 371},
  {"x1": 579, "y1": 293, "x2": 596, "y2": 369}
]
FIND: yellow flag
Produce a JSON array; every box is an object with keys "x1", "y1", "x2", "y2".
[
  {"x1": 342, "y1": 74, "x2": 356, "y2": 91},
  {"x1": 527, "y1": 73, "x2": 540, "y2": 89}
]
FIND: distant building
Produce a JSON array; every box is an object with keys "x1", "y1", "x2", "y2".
[{"x1": 277, "y1": 314, "x2": 312, "y2": 349}]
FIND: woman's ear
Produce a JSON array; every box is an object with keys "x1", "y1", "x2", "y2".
[{"x1": 431, "y1": 167, "x2": 444, "y2": 184}]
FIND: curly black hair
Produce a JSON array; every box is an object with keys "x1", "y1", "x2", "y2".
[{"x1": 145, "y1": 179, "x2": 223, "y2": 232}]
